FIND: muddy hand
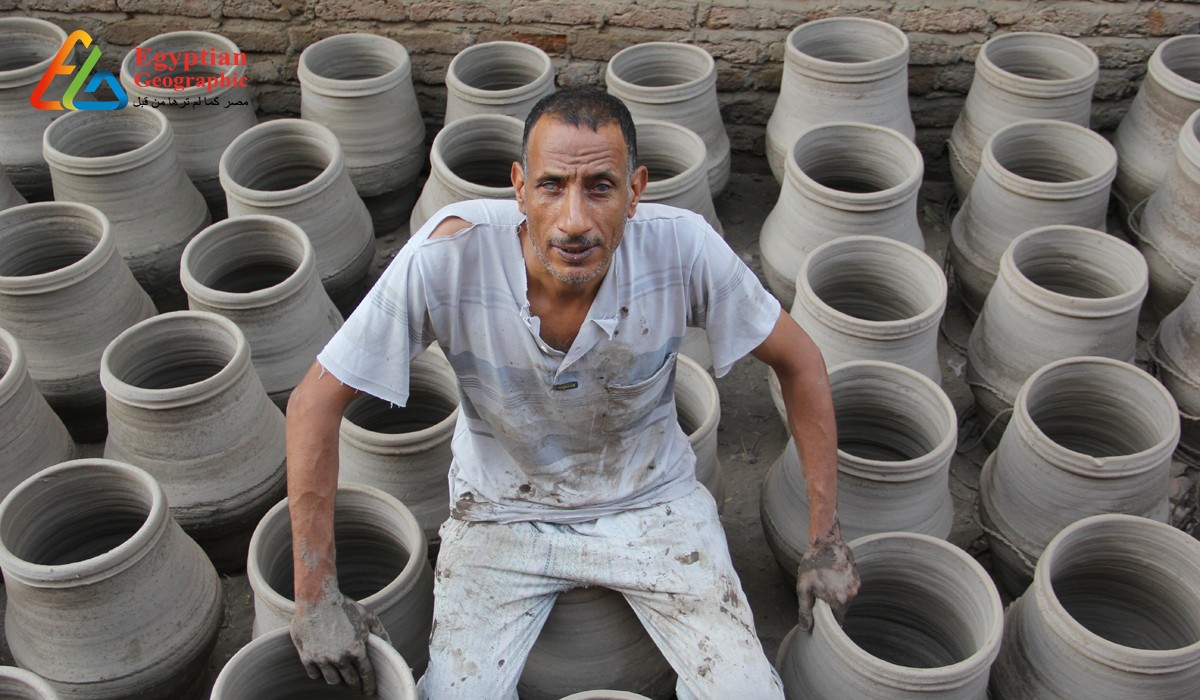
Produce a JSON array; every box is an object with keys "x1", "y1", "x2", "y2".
[
  {"x1": 796, "y1": 519, "x2": 860, "y2": 633},
  {"x1": 291, "y1": 587, "x2": 390, "y2": 695}
]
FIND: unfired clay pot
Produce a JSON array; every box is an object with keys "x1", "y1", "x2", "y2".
[
  {"x1": 410, "y1": 113, "x2": 523, "y2": 232},
  {"x1": 0, "y1": 17, "x2": 68, "y2": 199},
  {"x1": 1132, "y1": 108, "x2": 1200, "y2": 319},
  {"x1": 1112, "y1": 34, "x2": 1200, "y2": 213},
  {"x1": 762, "y1": 361, "x2": 956, "y2": 579},
  {"x1": 979, "y1": 356, "x2": 1179, "y2": 597},
  {"x1": 675, "y1": 353, "x2": 725, "y2": 509},
  {"x1": 636, "y1": 119, "x2": 723, "y2": 233},
  {"x1": 247, "y1": 483, "x2": 435, "y2": 676},
  {"x1": 299, "y1": 33, "x2": 426, "y2": 236},
  {"x1": 948, "y1": 32, "x2": 1098, "y2": 200},
  {"x1": 966, "y1": 225, "x2": 1147, "y2": 447},
  {"x1": 445, "y1": 40, "x2": 555, "y2": 124},
  {"x1": 990, "y1": 514, "x2": 1200, "y2": 698},
  {"x1": 1155, "y1": 279, "x2": 1200, "y2": 463},
  {"x1": 776, "y1": 531, "x2": 1003, "y2": 699},
  {"x1": 759, "y1": 121, "x2": 924, "y2": 303},
  {"x1": 0, "y1": 459, "x2": 222, "y2": 700},
  {"x1": 0, "y1": 202, "x2": 156, "y2": 442},
  {"x1": 43, "y1": 106, "x2": 210, "y2": 307},
  {"x1": 519, "y1": 587, "x2": 675, "y2": 700},
  {"x1": 606, "y1": 42, "x2": 730, "y2": 195},
  {"x1": 101, "y1": 311, "x2": 287, "y2": 573},
  {"x1": 119, "y1": 31, "x2": 257, "y2": 218},
  {"x1": 949, "y1": 119, "x2": 1117, "y2": 315},
  {"x1": 181, "y1": 214, "x2": 342, "y2": 408},
  {"x1": 211, "y1": 628, "x2": 417, "y2": 699},
  {"x1": 339, "y1": 344, "x2": 460, "y2": 546},
  {"x1": 766, "y1": 18, "x2": 914, "y2": 183},
  {"x1": 219, "y1": 118, "x2": 374, "y2": 312},
  {"x1": 0, "y1": 327, "x2": 75, "y2": 502},
  {"x1": 0, "y1": 666, "x2": 60, "y2": 699}
]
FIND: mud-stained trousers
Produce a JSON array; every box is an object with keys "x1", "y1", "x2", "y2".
[{"x1": 416, "y1": 484, "x2": 785, "y2": 700}]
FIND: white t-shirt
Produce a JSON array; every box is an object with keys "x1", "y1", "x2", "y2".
[{"x1": 318, "y1": 200, "x2": 780, "y2": 523}]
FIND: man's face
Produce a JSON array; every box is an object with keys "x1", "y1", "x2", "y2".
[{"x1": 513, "y1": 118, "x2": 648, "y2": 287}]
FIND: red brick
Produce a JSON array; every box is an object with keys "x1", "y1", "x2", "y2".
[
  {"x1": 609, "y1": 5, "x2": 695, "y2": 31},
  {"x1": 315, "y1": 0, "x2": 405, "y2": 22},
  {"x1": 219, "y1": 19, "x2": 290, "y2": 53},
  {"x1": 408, "y1": 52, "x2": 449, "y2": 85},
  {"x1": 510, "y1": 2, "x2": 604, "y2": 27},
  {"x1": 695, "y1": 39, "x2": 762, "y2": 65},
  {"x1": 224, "y1": 0, "x2": 307, "y2": 21},
  {"x1": 30, "y1": 0, "x2": 117, "y2": 11},
  {"x1": 375, "y1": 26, "x2": 473, "y2": 56},
  {"x1": 409, "y1": 0, "x2": 506, "y2": 24},
  {"x1": 993, "y1": 8, "x2": 1103, "y2": 37},
  {"x1": 556, "y1": 57, "x2": 604, "y2": 86},
  {"x1": 713, "y1": 60, "x2": 751, "y2": 91},
  {"x1": 1097, "y1": 8, "x2": 1200, "y2": 37},
  {"x1": 899, "y1": 7, "x2": 989, "y2": 34},
  {"x1": 476, "y1": 30, "x2": 568, "y2": 56},
  {"x1": 703, "y1": 6, "x2": 802, "y2": 30},
  {"x1": 103, "y1": 15, "x2": 219, "y2": 47},
  {"x1": 243, "y1": 51, "x2": 290, "y2": 84},
  {"x1": 1085, "y1": 37, "x2": 1157, "y2": 69},
  {"x1": 751, "y1": 63, "x2": 783, "y2": 91},
  {"x1": 117, "y1": 0, "x2": 210, "y2": 18},
  {"x1": 906, "y1": 32, "x2": 981, "y2": 66},
  {"x1": 571, "y1": 33, "x2": 633, "y2": 62}
]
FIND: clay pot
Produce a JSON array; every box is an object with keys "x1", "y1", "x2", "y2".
[
  {"x1": 445, "y1": 40, "x2": 555, "y2": 124},
  {"x1": 119, "y1": 31, "x2": 257, "y2": 219},
  {"x1": 979, "y1": 356, "x2": 1179, "y2": 597},
  {"x1": 299, "y1": 33, "x2": 426, "y2": 236},
  {"x1": 211, "y1": 628, "x2": 417, "y2": 699},
  {"x1": 966, "y1": 226, "x2": 1147, "y2": 446},
  {"x1": 762, "y1": 361, "x2": 956, "y2": 579},
  {"x1": 1113, "y1": 34, "x2": 1200, "y2": 213},
  {"x1": 635, "y1": 119, "x2": 723, "y2": 234},
  {"x1": 0, "y1": 459, "x2": 223, "y2": 700},
  {"x1": 220, "y1": 119, "x2": 374, "y2": 312},
  {"x1": 0, "y1": 327, "x2": 75, "y2": 501},
  {"x1": 43, "y1": 106, "x2": 211, "y2": 307},
  {"x1": 247, "y1": 483, "x2": 435, "y2": 676},
  {"x1": 949, "y1": 119, "x2": 1117, "y2": 316},
  {"x1": 606, "y1": 42, "x2": 730, "y2": 195},
  {"x1": 0, "y1": 202, "x2": 156, "y2": 442},
  {"x1": 560, "y1": 692, "x2": 652, "y2": 700},
  {"x1": 766, "y1": 18, "x2": 914, "y2": 183},
  {"x1": 948, "y1": 32, "x2": 1098, "y2": 200},
  {"x1": 1132, "y1": 108, "x2": 1200, "y2": 319},
  {"x1": 990, "y1": 514, "x2": 1200, "y2": 698},
  {"x1": 180, "y1": 214, "x2": 342, "y2": 408},
  {"x1": 759, "y1": 121, "x2": 924, "y2": 303},
  {"x1": 410, "y1": 113, "x2": 523, "y2": 233},
  {"x1": 1155, "y1": 280, "x2": 1200, "y2": 463},
  {"x1": 777, "y1": 532, "x2": 1003, "y2": 699},
  {"x1": 339, "y1": 345, "x2": 460, "y2": 547},
  {"x1": 0, "y1": 667, "x2": 60, "y2": 699},
  {"x1": 674, "y1": 353, "x2": 725, "y2": 509},
  {"x1": 678, "y1": 327, "x2": 712, "y2": 370},
  {"x1": 519, "y1": 587, "x2": 675, "y2": 700},
  {"x1": 0, "y1": 17, "x2": 68, "y2": 199},
  {"x1": 101, "y1": 311, "x2": 287, "y2": 573}
]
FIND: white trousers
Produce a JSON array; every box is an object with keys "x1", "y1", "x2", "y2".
[{"x1": 417, "y1": 484, "x2": 784, "y2": 699}]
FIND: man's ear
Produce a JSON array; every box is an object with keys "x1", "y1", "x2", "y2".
[
  {"x1": 511, "y1": 161, "x2": 527, "y2": 215},
  {"x1": 626, "y1": 164, "x2": 649, "y2": 218}
]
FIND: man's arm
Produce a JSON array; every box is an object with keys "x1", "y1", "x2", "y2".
[
  {"x1": 287, "y1": 361, "x2": 386, "y2": 693},
  {"x1": 750, "y1": 309, "x2": 860, "y2": 631}
]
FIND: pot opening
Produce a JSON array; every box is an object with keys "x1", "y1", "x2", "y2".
[
  {"x1": 993, "y1": 134, "x2": 1098, "y2": 184},
  {"x1": 793, "y1": 132, "x2": 911, "y2": 194},
  {"x1": 610, "y1": 45, "x2": 708, "y2": 88},
  {"x1": 50, "y1": 113, "x2": 160, "y2": 158},
  {"x1": 640, "y1": 152, "x2": 688, "y2": 183},
  {"x1": 986, "y1": 42, "x2": 1090, "y2": 81},
  {"x1": 307, "y1": 47, "x2": 399, "y2": 81},
  {"x1": 344, "y1": 389, "x2": 457, "y2": 434},
  {"x1": 0, "y1": 340, "x2": 11, "y2": 381},
  {"x1": 1026, "y1": 368, "x2": 1166, "y2": 458},
  {"x1": 834, "y1": 388, "x2": 938, "y2": 461},
  {"x1": 1014, "y1": 248, "x2": 1132, "y2": 300},
  {"x1": 809, "y1": 251, "x2": 933, "y2": 321},
  {"x1": 207, "y1": 261, "x2": 296, "y2": 293},
  {"x1": 1161, "y1": 37, "x2": 1200, "y2": 84},
  {"x1": 455, "y1": 45, "x2": 546, "y2": 91},
  {"x1": 109, "y1": 323, "x2": 236, "y2": 390},
  {"x1": 0, "y1": 32, "x2": 60, "y2": 71},
  {"x1": 0, "y1": 224, "x2": 94, "y2": 276},
  {"x1": 791, "y1": 22, "x2": 905, "y2": 64},
  {"x1": 227, "y1": 132, "x2": 332, "y2": 192}
]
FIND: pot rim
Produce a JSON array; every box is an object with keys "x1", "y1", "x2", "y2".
[
  {"x1": 981, "y1": 118, "x2": 1117, "y2": 199},
  {"x1": 605, "y1": 41, "x2": 716, "y2": 104},
  {"x1": 99, "y1": 310, "x2": 253, "y2": 409},
  {"x1": 246, "y1": 483, "x2": 431, "y2": 617},
  {"x1": 428, "y1": 113, "x2": 522, "y2": 198},
  {"x1": 785, "y1": 121, "x2": 924, "y2": 210},
  {"x1": 0, "y1": 326, "x2": 26, "y2": 407},
  {"x1": 1000, "y1": 224, "x2": 1148, "y2": 318},
  {"x1": 219, "y1": 118, "x2": 345, "y2": 206},
  {"x1": 0, "y1": 17, "x2": 69, "y2": 88},
  {"x1": 1148, "y1": 34, "x2": 1200, "y2": 102},
  {"x1": 339, "y1": 357, "x2": 461, "y2": 450},
  {"x1": 1034, "y1": 513, "x2": 1200, "y2": 669},
  {"x1": 636, "y1": 119, "x2": 708, "y2": 201},
  {"x1": 298, "y1": 32, "x2": 412, "y2": 97},
  {"x1": 0, "y1": 201, "x2": 114, "y2": 295},
  {"x1": 976, "y1": 31, "x2": 1099, "y2": 97},
  {"x1": 675, "y1": 353, "x2": 720, "y2": 439},
  {"x1": 784, "y1": 17, "x2": 909, "y2": 82},
  {"x1": 446, "y1": 40, "x2": 554, "y2": 103},
  {"x1": 0, "y1": 665, "x2": 61, "y2": 698},
  {"x1": 180, "y1": 214, "x2": 316, "y2": 310},
  {"x1": 42, "y1": 107, "x2": 174, "y2": 174},
  {"x1": 0, "y1": 458, "x2": 168, "y2": 586},
  {"x1": 119, "y1": 30, "x2": 246, "y2": 99}
]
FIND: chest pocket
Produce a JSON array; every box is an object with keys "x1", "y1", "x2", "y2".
[{"x1": 602, "y1": 352, "x2": 678, "y2": 434}]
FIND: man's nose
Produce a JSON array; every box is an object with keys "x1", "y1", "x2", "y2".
[{"x1": 559, "y1": 186, "x2": 590, "y2": 234}]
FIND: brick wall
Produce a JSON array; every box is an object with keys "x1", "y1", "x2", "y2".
[{"x1": 5, "y1": 0, "x2": 1199, "y2": 177}]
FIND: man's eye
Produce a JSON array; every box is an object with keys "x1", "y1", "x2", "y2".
[
  {"x1": 540, "y1": 181, "x2": 559, "y2": 191},
  {"x1": 593, "y1": 182, "x2": 612, "y2": 193}
]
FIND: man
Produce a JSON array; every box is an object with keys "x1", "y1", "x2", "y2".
[{"x1": 286, "y1": 86, "x2": 859, "y2": 698}]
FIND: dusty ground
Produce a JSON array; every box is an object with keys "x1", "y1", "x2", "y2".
[{"x1": 2, "y1": 154, "x2": 1195, "y2": 696}]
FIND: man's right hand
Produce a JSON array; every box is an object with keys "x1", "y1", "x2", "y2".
[{"x1": 290, "y1": 588, "x2": 390, "y2": 695}]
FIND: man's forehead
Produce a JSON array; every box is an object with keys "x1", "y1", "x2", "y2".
[{"x1": 528, "y1": 117, "x2": 627, "y2": 156}]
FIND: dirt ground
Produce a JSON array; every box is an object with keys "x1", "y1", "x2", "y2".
[{"x1": 2, "y1": 154, "x2": 1195, "y2": 696}]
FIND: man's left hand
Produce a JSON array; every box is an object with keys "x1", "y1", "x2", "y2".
[{"x1": 796, "y1": 519, "x2": 860, "y2": 632}]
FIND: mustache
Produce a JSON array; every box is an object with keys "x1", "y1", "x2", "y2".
[{"x1": 546, "y1": 234, "x2": 604, "y2": 248}]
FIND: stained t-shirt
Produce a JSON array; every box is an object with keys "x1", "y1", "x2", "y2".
[{"x1": 318, "y1": 199, "x2": 780, "y2": 523}]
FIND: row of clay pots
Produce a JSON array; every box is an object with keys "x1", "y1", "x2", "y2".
[
  {"x1": 1154, "y1": 280, "x2": 1200, "y2": 462},
  {"x1": 776, "y1": 515, "x2": 1200, "y2": 699}
]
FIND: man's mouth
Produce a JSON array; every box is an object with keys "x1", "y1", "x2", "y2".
[{"x1": 552, "y1": 244, "x2": 597, "y2": 263}]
